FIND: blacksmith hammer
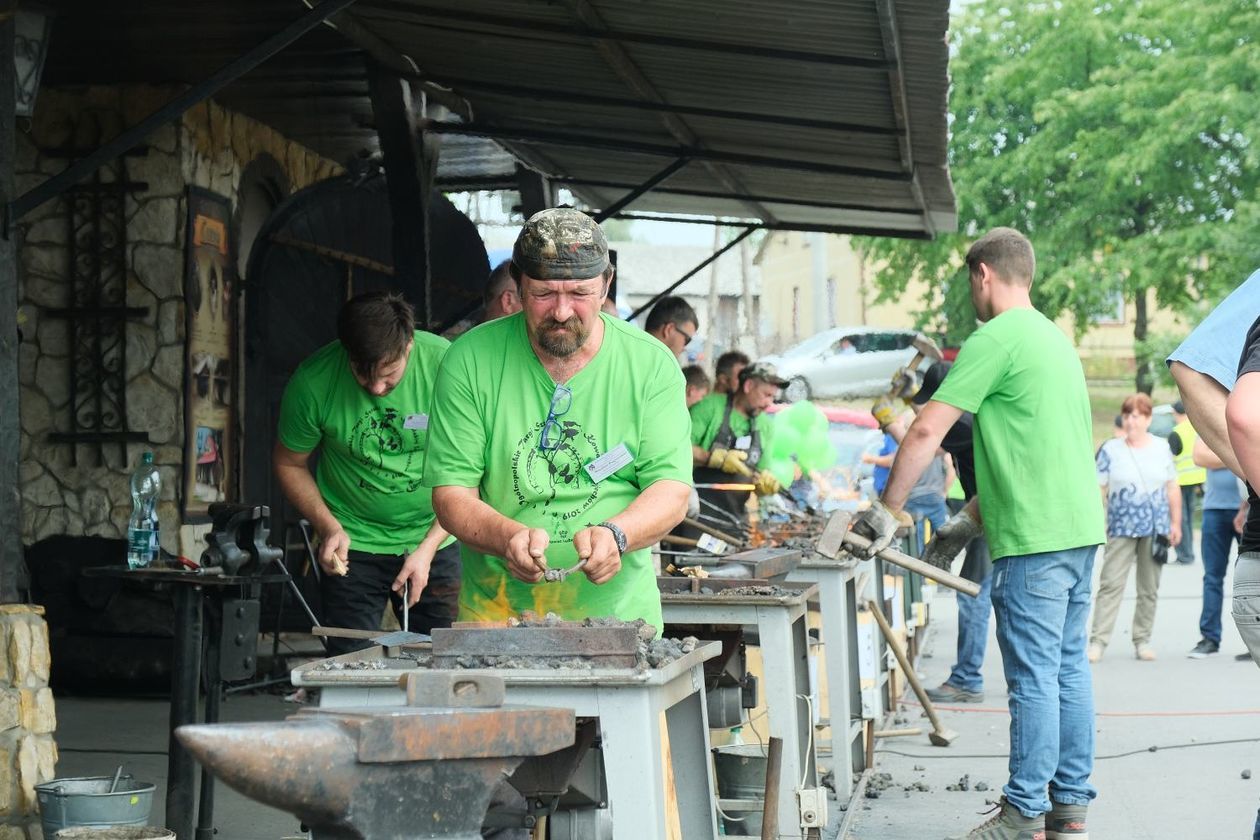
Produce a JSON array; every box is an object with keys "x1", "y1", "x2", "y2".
[
  {"x1": 866, "y1": 597, "x2": 959, "y2": 747},
  {"x1": 816, "y1": 511, "x2": 982, "y2": 598}
]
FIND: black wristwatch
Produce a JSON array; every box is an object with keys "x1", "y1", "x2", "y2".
[{"x1": 597, "y1": 521, "x2": 628, "y2": 555}]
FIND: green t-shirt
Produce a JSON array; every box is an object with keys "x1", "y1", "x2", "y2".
[
  {"x1": 931, "y1": 308, "x2": 1105, "y2": 560},
  {"x1": 689, "y1": 393, "x2": 774, "y2": 467},
  {"x1": 423, "y1": 312, "x2": 693, "y2": 632},
  {"x1": 277, "y1": 331, "x2": 452, "y2": 555}
]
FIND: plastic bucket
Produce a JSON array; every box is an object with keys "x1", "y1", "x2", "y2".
[
  {"x1": 35, "y1": 775, "x2": 155, "y2": 837},
  {"x1": 712, "y1": 744, "x2": 767, "y2": 836},
  {"x1": 55, "y1": 830, "x2": 174, "y2": 840}
]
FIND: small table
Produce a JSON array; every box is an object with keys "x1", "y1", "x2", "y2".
[
  {"x1": 659, "y1": 580, "x2": 823, "y2": 838},
  {"x1": 294, "y1": 641, "x2": 723, "y2": 840},
  {"x1": 82, "y1": 567, "x2": 286, "y2": 840}
]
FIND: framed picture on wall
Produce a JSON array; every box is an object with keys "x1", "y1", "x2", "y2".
[{"x1": 182, "y1": 188, "x2": 237, "y2": 520}]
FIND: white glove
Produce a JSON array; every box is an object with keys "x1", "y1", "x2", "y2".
[{"x1": 923, "y1": 508, "x2": 984, "y2": 571}]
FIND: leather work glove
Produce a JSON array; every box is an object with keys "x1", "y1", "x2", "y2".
[
  {"x1": 851, "y1": 499, "x2": 901, "y2": 559},
  {"x1": 922, "y1": 507, "x2": 984, "y2": 571},
  {"x1": 871, "y1": 396, "x2": 898, "y2": 430},
  {"x1": 753, "y1": 470, "x2": 782, "y2": 497},
  {"x1": 889, "y1": 366, "x2": 918, "y2": 401},
  {"x1": 686, "y1": 488, "x2": 701, "y2": 518},
  {"x1": 707, "y1": 447, "x2": 751, "y2": 476}
]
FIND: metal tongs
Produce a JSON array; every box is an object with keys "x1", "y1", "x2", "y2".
[{"x1": 543, "y1": 558, "x2": 588, "y2": 583}]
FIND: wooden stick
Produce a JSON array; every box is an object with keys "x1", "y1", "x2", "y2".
[
  {"x1": 660, "y1": 534, "x2": 700, "y2": 547},
  {"x1": 844, "y1": 530, "x2": 981, "y2": 598},
  {"x1": 873, "y1": 727, "x2": 923, "y2": 738},
  {"x1": 681, "y1": 517, "x2": 746, "y2": 548},
  {"x1": 866, "y1": 600, "x2": 957, "y2": 746}
]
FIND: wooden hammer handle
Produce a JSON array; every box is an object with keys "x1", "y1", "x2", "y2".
[
  {"x1": 843, "y1": 531, "x2": 982, "y2": 598},
  {"x1": 866, "y1": 599, "x2": 949, "y2": 737}
]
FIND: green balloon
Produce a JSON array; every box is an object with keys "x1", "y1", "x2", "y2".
[{"x1": 767, "y1": 456, "x2": 796, "y2": 488}]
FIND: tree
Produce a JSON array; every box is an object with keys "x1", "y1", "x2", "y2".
[{"x1": 859, "y1": 0, "x2": 1260, "y2": 391}]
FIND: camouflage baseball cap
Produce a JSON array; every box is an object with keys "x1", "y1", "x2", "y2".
[
  {"x1": 512, "y1": 208, "x2": 610, "y2": 280},
  {"x1": 739, "y1": 361, "x2": 790, "y2": 388}
]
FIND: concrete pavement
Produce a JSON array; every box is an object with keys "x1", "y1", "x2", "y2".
[{"x1": 846, "y1": 547, "x2": 1260, "y2": 839}]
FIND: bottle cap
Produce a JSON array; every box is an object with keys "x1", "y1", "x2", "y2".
[{"x1": 141, "y1": 451, "x2": 154, "y2": 465}]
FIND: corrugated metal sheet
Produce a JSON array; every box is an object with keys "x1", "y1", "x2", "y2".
[{"x1": 38, "y1": 0, "x2": 954, "y2": 237}]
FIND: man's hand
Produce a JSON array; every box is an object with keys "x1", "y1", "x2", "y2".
[
  {"x1": 754, "y1": 470, "x2": 782, "y2": 496},
  {"x1": 1169, "y1": 523, "x2": 1182, "y2": 547},
  {"x1": 922, "y1": 507, "x2": 983, "y2": 571},
  {"x1": 573, "y1": 526, "x2": 622, "y2": 585},
  {"x1": 392, "y1": 544, "x2": 435, "y2": 607},
  {"x1": 504, "y1": 527, "x2": 550, "y2": 583},
  {"x1": 707, "y1": 448, "x2": 751, "y2": 475},
  {"x1": 871, "y1": 396, "x2": 897, "y2": 430},
  {"x1": 888, "y1": 367, "x2": 917, "y2": 401},
  {"x1": 851, "y1": 500, "x2": 900, "y2": 559},
  {"x1": 317, "y1": 527, "x2": 351, "y2": 576},
  {"x1": 1236, "y1": 502, "x2": 1249, "y2": 535}
]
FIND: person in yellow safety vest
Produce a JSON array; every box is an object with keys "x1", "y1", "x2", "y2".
[{"x1": 1168, "y1": 400, "x2": 1207, "y2": 565}]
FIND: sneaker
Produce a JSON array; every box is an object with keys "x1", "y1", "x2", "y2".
[
  {"x1": 1086, "y1": 642, "x2": 1103, "y2": 663},
  {"x1": 1046, "y1": 802, "x2": 1088, "y2": 839},
  {"x1": 1187, "y1": 639, "x2": 1219, "y2": 659},
  {"x1": 926, "y1": 682, "x2": 985, "y2": 703},
  {"x1": 1135, "y1": 643, "x2": 1156, "y2": 661},
  {"x1": 945, "y1": 798, "x2": 1046, "y2": 840}
]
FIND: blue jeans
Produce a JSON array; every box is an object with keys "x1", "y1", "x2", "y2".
[
  {"x1": 991, "y1": 546, "x2": 1099, "y2": 817},
  {"x1": 905, "y1": 495, "x2": 950, "y2": 554},
  {"x1": 1178, "y1": 485, "x2": 1199, "y2": 563},
  {"x1": 1199, "y1": 508, "x2": 1240, "y2": 644},
  {"x1": 948, "y1": 544, "x2": 993, "y2": 694}
]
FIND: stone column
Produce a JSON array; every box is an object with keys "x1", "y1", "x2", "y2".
[{"x1": 0, "y1": 605, "x2": 57, "y2": 839}]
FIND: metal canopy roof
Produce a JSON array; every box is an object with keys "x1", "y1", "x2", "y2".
[{"x1": 39, "y1": 0, "x2": 955, "y2": 238}]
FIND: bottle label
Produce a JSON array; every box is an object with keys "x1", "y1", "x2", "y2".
[{"x1": 128, "y1": 528, "x2": 154, "y2": 569}]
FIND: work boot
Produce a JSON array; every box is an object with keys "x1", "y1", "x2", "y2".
[
  {"x1": 1187, "y1": 638, "x2": 1219, "y2": 659},
  {"x1": 926, "y1": 682, "x2": 984, "y2": 703},
  {"x1": 944, "y1": 798, "x2": 1045, "y2": 840},
  {"x1": 1046, "y1": 802, "x2": 1088, "y2": 839}
]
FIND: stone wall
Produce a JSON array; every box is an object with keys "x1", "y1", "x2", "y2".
[
  {"x1": 0, "y1": 606, "x2": 56, "y2": 838},
  {"x1": 15, "y1": 85, "x2": 341, "y2": 556}
]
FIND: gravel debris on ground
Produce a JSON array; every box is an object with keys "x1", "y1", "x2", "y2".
[{"x1": 945, "y1": 774, "x2": 972, "y2": 792}]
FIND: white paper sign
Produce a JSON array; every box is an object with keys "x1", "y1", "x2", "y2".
[
  {"x1": 404, "y1": 413, "x2": 429, "y2": 430},
  {"x1": 697, "y1": 533, "x2": 729, "y2": 554},
  {"x1": 733, "y1": 435, "x2": 753, "y2": 450}
]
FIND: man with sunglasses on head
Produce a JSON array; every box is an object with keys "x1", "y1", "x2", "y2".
[
  {"x1": 424, "y1": 208, "x2": 692, "y2": 633},
  {"x1": 273, "y1": 291, "x2": 459, "y2": 655}
]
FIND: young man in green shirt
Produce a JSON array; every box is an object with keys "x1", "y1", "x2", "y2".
[
  {"x1": 274, "y1": 291, "x2": 458, "y2": 656},
  {"x1": 424, "y1": 209, "x2": 692, "y2": 633},
  {"x1": 852, "y1": 228, "x2": 1105, "y2": 840},
  {"x1": 688, "y1": 362, "x2": 786, "y2": 529}
]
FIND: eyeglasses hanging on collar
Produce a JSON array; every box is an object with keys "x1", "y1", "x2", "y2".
[{"x1": 540, "y1": 383, "x2": 573, "y2": 451}]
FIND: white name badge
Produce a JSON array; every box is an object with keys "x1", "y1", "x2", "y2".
[
  {"x1": 697, "y1": 533, "x2": 729, "y2": 554},
  {"x1": 584, "y1": 442, "x2": 634, "y2": 483},
  {"x1": 404, "y1": 413, "x2": 429, "y2": 431},
  {"x1": 734, "y1": 435, "x2": 752, "y2": 451}
]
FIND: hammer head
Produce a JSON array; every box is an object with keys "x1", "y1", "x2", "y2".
[
  {"x1": 929, "y1": 728, "x2": 959, "y2": 747},
  {"x1": 816, "y1": 511, "x2": 854, "y2": 560}
]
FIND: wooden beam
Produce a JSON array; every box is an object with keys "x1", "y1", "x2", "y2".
[{"x1": 367, "y1": 62, "x2": 433, "y2": 326}]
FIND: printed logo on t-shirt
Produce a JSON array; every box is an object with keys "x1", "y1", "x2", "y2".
[
  {"x1": 510, "y1": 418, "x2": 603, "y2": 542},
  {"x1": 347, "y1": 407, "x2": 425, "y2": 494}
]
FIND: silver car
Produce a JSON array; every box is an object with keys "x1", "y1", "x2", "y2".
[{"x1": 762, "y1": 327, "x2": 926, "y2": 401}]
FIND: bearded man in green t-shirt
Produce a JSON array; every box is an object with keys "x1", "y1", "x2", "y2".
[
  {"x1": 687, "y1": 362, "x2": 786, "y2": 530},
  {"x1": 274, "y1": 291, "x2": 457, "y2": 655},
  {"x1": 851, "y1": 228, "x2": 1105, "y2": 840},
  {"x1": 424, "y1": 209, "x2": 692, "y2": 633}
]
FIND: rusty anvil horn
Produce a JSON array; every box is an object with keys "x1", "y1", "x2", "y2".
[{"x1": 177, "y1": 719, "x2": 354, "y2": 825}]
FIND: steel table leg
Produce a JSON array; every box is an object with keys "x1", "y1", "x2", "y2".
[
  {"x1": 663, "y1": 673, "x2": 720, "y2": 839},
  {"x1": 168, "y1": 583, "x2": 203, "y2": 840},
  {"x1": 756, "y1": 606, "x2": 816, "y2": 837}
]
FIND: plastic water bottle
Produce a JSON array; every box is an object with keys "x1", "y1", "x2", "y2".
[{"x1": 127, "y1": 452, "x2": 161, "y2": 569}]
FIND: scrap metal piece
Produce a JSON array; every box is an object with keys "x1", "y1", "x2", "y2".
[
  {"x1": 431, "y1": 624, "x2": 640, "y2": 669},
  {"x1": 543, "y1": 557, "x2": 587, "y2": 583}
]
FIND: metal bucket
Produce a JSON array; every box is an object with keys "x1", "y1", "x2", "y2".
[
  {"x1": 55, "y1": 830, "x2": 174, "y2": 840},
  {"x1": 35, "y1": 775, "x2": 155, "y2": 837},
  {"x1": 712, "y1": 744, "x2": 766, "y2": 836}
]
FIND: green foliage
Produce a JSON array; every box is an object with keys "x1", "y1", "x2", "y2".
[
  {"x1": 1134, "y1": 330, "x2": 1187, "y2": 391},
  {"x1": 857, "y1": 0, "x2": 1260, "y2": 353}
]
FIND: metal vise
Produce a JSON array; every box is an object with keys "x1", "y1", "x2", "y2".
[{"x1": 176, "y1": 672, "x2": 575, "y2": 839}]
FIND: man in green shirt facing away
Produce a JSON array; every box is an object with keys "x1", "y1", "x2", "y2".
[
  {"x1": 274, "y1": 291, "x2": 458, "y2": 655},
  {"x1": 852, "y1": 228, "x2": 1105, "y2": 840},
  {"x1": 424, "y1": 209, "x2": 692, "y2": 633},
  {"x1": 688, "y1": 363, "x2": 786, "y2": 529}
]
